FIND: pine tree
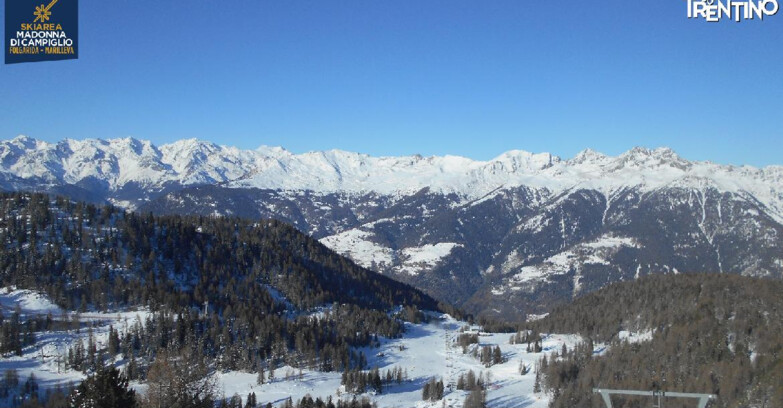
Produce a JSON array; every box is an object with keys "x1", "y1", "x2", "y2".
[
  {"x1": 533, "y1": 370, "x2": 541, "y2": 393},
  {"x1": 108, "y1": 325, "x2": 120, "y2": 356},
  {"x1": 256, "y1": 365, "x2": 265, "y2": 385},
  {"x1": 492, "y1": 345, "x2": 502, "y2": 365},
  {"x1": 70, "y1": 366, "x2": 137, "y2": 408},
  {"x1": 244, "y1": 392, "x2": 257, "y2": 408},
  {"x1": 519, "y1": 360, "x2": 529, "y2": 375},
  {"x1": 371, "y1": 367, "x2": 382, "y2": 393},
  {"x1": 463, "y1": 388, "x2": 486, "y2": 408},
  {"x1": 422, "y1": 381, "x2": 430, "y2": 401}
]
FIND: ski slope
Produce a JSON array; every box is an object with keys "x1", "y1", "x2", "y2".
[
  {"x1": 214, "y1": 314, "x2": 583, "y2": 408},
  {"x1": 0, "y1": 288, "x2": 586, "y2": 407}
]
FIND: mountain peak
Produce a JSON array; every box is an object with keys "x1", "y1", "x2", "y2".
[
  {"x1": 256, "y1": 145, "x2": 290, "y2": 157},
  {"x1": 10, "y1": 135, "x2": 41, "y2": 149},
  {"x1": 616, "y1": 146, "x2": 689, "y2": 170},
  {"x1": 490, "y1": 150, "x2": 560, "y2": 171},
  {"x1": 570, "y1": 148, "x2": 609, "y2": 165},
  {"x1": 0, "y1": 136, "x2": 781, "y2": 222}
]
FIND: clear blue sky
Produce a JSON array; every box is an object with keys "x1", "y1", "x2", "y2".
[{"x1": 1, "y1": 1, "x2": 781, "y2": 166}]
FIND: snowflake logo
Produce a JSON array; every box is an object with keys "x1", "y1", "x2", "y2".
[{"x1": 33, "y1": 0, "x2": 59, "y2": 23}]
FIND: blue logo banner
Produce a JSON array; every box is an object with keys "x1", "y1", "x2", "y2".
[{"x1": 5, "y1": 0, "x2": 78, "y2": 64}]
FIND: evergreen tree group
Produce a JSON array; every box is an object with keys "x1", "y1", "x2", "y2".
[
  {"x1": 0, "y1": 192, "x2": 455, "y2": 407},
  {"x1": 421, "y1": 377, "x2": 444, "y2": 401},
  {"x1": 532, "y1": 274, "x2": 783, "y2": 408},
  {"x1": 340, "y1": 366, "x2": 406, "y2": 394}
]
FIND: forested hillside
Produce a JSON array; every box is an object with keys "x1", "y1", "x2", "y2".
[
  {"x1": 4, "y1": 137, "x2": 783, "y2": 322},
  {"x1": 532, "y1": 274, "x2": 783, "y2": 408},
  {"x1": 0, "y1": 192, "x2": 447, "y2": 388}
]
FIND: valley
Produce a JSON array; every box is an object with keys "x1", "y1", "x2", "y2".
[{"x1": 2, "y1": 137, "x2": 782, "y2": 320}]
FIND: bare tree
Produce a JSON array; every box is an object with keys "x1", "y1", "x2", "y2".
[{"x1": 142, "y1": 347, "x2": 217, "y2": 408}]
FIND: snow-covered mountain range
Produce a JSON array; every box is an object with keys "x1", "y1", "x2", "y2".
[
  {"x1": 3, "y1": 135, "x2": 783, "y2": 319},
  {"x1": 2, "y1": 135, "x2": 782, "y2": 216}
]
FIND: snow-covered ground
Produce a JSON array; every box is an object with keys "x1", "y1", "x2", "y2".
[
  {"x1": 0, "y1": 287, "x2": 150, "y2": 404},
  {"x1": 214, "y1": 315, "x2": 584, "y2": 408},
  {"x1": 0, "y1": 288, "x2": 586, "y2": 408},
  {"x1": 319, "y1": 229, "x2": 394, "y2": 269},
  {"x1": 617, "y1": 329, "x2": 654, "y2": 344},
  {"x1": 0, "y1": 286, "x2": 63, "y2": 317},
  {"x1": 320, "y1": 227, "x2": 463, "y2": 277},
  {"x1": 397, "y1": 243, "x2": 463, "y2": 276},
  {"x1": 491, "y1": 234, "x2": 640, "y2": 296}
]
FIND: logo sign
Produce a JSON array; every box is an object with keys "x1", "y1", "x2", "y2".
[
  {"x1": 686, "y1": 0, "x2": 779, "y2": 22},
  {"x1": 5, "y1": 0, "x2": 78, "y2": 64}
]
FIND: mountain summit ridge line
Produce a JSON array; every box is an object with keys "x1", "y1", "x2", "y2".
[{"x1": 2, "y1": 135, "x2": 781, "y2": 209}]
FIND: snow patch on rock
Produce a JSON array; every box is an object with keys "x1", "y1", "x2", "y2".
[
  {"x1": 319, "y1": 229, "x2": 394, "y2": 270},
  {"x1": 398, "y1": 243, "x2": 463, "y2": 276}
]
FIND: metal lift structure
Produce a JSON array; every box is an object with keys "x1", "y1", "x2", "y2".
[{"x1": 593, "y1": 388, "x2": 716, "y2": 408}]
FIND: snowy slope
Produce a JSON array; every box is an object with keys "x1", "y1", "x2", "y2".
[
  {"x1": 0, "y1": 287, "x2": 151, "y2": 406},
  {"x1": 490, "y1": 234, "x2": 640, "y2": 296},
  {"x1": 0, "y1": 286, "x2": 63, "y2": 316},
  {"x1": 213, "y1": 315, "x2": 582, "y2": 408},
  {"x1": 320, "y1": 228, "x2": 462, "y2": 277},
  {"x1": 0, "y1": 288, "x2": 584, "y2": 408}
]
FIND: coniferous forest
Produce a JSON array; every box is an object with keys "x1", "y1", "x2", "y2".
[
  {"x1": 531, "y1": 274, "x2": 783, "y2": 408},
  {"x1": 2, "y1": 192, "x2": 783, "y2": 408},
  {"x1": 0, "y1": 192, "x2": 456, "y2": 407}
]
